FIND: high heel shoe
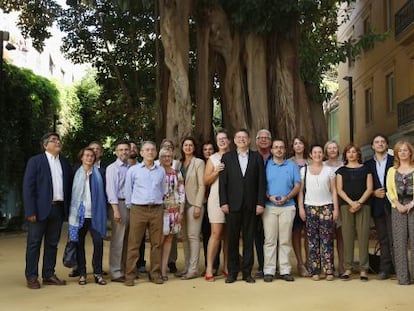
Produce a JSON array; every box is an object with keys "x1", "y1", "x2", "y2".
[
  {"x1": 205, "y1": 274, "x2": 215, "y2": 282},
  {"x1": 222, "y1": 271, "x2": 228, "y2": 277},
  {"x1": 94, "y1": 274, "x2": 107, "y2": 285}
]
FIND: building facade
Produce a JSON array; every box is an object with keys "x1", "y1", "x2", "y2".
[{"x1": 335, "y1": 0, "x2": 414, "y2": 158}]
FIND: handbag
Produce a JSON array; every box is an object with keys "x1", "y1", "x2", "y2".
[{"x1": 63, "y1": 241, "x2": 78, "y2": 268}]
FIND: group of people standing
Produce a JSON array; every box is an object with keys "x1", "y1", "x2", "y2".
[{"x1": 23, "y1": 130, "x2": 414, "y2": 289}]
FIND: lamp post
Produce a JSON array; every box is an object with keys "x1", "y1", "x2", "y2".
[{"x1": 343, "y1": 76, "x2": 354, "y2": 143}]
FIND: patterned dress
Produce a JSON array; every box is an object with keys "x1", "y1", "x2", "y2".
[
  {"x1": 163, "y1": 170, "x2": 185, "y2": 235},
  {"x1": 392, "y1": 171, "x2": 414, "y2": 284}
]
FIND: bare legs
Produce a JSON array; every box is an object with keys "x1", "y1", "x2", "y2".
[
  {"x1": 293, "y1": 228, "x2": 309, "y2": 276},
  {"x1": 161, "y1": 234, "x2": 173, "y2": 278},
  {"x1": 206, "y1": 223, "x2": 227, "y2": 278}
]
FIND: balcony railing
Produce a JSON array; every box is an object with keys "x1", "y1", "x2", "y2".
[
  {"x1": 398, "y1": 95, "x2": 414, "y2": 127},
  {"x1": 396, "y1": 0, "x2": 414, "y2": 36}
]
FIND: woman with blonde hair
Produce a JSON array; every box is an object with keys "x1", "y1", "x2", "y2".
[
  {"x1": 204, "y1": 129, "x2": 231, "y2": 281},
  {"x1": 386, "y1": 141, "x2": 414, "y2": 285},
  {"x1": 336, "y1": 143, "x2": 373, "y2": 281},
  {"x1": 159, "y1": 148, "x2": 185, "y2": 281},
  {"x1": 323, "y1": 140, "x2": 345, "y2": 275}
]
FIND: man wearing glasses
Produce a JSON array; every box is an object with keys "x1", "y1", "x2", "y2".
[
  {"x1": 254, "y1": 129, "x2": 272, "y2": 278},
  {"x1": 23, "y1": 132, "x2": 72, "y2": 289}
]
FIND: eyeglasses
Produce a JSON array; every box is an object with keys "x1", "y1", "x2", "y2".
[
  {"x1": 161, "y1": 155, "x2": 172, "y2": 158},
  {"x1": 48, "y1": 138, "x2": 61, "y2": 143},
  {"x1": 257, "y1": 137, "x2": 271, "y2": 140}
]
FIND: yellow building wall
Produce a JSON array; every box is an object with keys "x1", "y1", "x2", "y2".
[{"x1": 337, "y1": 0, "x2": 414, "y2": 150}]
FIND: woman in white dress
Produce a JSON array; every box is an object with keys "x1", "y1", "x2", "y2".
[{"x1": 203, "y1": 129, "x2": 231, "y2": 281}]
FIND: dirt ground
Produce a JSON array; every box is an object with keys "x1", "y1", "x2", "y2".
[{"x1": 1, "y1": 224, "x2": 413, "y2": 311}]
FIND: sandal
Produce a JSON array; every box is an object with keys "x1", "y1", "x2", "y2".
[
  {"x1": 161, "y1": 275, "x2": 169, "y2": 281},
  {"x1": 78, "y1": 275, "x2": 87, "y2": 285},
  {"x1": 94, "y1": 274, "x2": 107, "y2": 285}
]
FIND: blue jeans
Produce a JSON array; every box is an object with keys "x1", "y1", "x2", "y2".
[
  {"x1": 25, "y1": 205, "x2": 64, "y2": 280},
  {"x1": 77, "y1": 218, "x2": 104, "y2": 275}
]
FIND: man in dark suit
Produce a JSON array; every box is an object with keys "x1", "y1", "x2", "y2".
[
  {"x1": 365, "y1": 133, "x2": 394, "y2": 280},
  {"x1": 219, "y1": 129, "x2": 266, "y2": 283},
  {"x1": 23, "y1": 132, "x2": 72, "y2": 289}
]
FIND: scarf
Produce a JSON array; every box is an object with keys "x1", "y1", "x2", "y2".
[{"x1": 69, "y1": 166, "x2": 107, "y2": 241}]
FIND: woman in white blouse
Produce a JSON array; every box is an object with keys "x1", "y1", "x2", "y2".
[{"x1": 298, "y1": 144, "x2": 339, "y2": 281}]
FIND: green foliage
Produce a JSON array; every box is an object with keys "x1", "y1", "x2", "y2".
[
  {"x1": 221, "y1": 0, "x2": 299, "y2": 34},
  {"x1": 0, "y1": 0, "x2": 62, "y2": 51},
  {"x1": 0, "y1": 62, "x2": 59, "y2": 198},
  {"x1": 59, "y1": 0, "x2": 157, "y2": 143}
]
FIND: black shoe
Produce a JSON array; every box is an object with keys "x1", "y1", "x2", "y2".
[
  {"x1": 68, "y1": 270, "x2": 80, "y2": 277},
  {"x1": 340, "y1": 273, "x2": 351, "y2": 281},
  {"x1": 225, "y1": 275, "x2": 237, "y2": 283},
  {"x1": 242, "y1": 275, "x2": 255, "y2": 283},
  {"x1": 281, "y1": 274, "x2": 294, "y2": 282},
  {"x1": 263, "y1": 274, "x2": 273, "y2": 282},
  {"x1": 376, "y1": 272, "x2": 390, "y2": 280},
  {"x1": 168, "y1": 262, "x2": 177, "y2": 274},
  {"x1": 255, "y1": 271, "x2": 264, "y2": 278}
]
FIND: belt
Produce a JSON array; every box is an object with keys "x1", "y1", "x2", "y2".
[
  {"x1": 52, "y1": 201, "x2": 64, "y2": 207},
  {"x1": 135, "y1": 204, "x2": 162, "y2": 208},
  {"x1": 118, "y1": 198, "x2": 125, "y2": 201}
]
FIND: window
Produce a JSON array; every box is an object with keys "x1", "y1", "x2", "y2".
[
  {"x1": 328, "y1": 108, "x2": 339, "y2": 142},
  {"x1": 386, "y1": 73, "x2": 395, "y2": 112},
  {"x1": 363, "y1": 16, "x2": 374, "y2": 50},
  {"x1": 365, "y1": 88, "x2": 373, "y2": 124},
  {"x1": 347, "y1": 34, "x2": 355, "y2": 68},
  {"x1": 384, "y1": 0, "x2": 393, "y2": 32}
]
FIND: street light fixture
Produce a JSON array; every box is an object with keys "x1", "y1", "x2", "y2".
[
  {"x1": 343, "y1": 76, "x2": 354, "y2": 143},
  {"x1": 1, "y1": 30, "x2": 17, "y2": 104}
]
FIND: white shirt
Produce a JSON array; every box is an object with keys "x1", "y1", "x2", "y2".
[
  {"x1": 301, "y1": 165, "x2": 335, "y2": 206},
  {"x1": 45, "y1": 151, "x2": 64, "y2": 201},
  {"x1": 84, "y1": 170, "x2": 92, "y2": 218},
  {"x1": 238, "y1": 150, "x2": 249, "y2": 176}
]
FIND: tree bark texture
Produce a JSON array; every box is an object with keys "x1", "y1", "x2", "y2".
[
  {"x1": 158, "y1": 2, "x2": 327, "y2": 147},
  {"x1": 159, "y1": 0, "x2": 192, "y2": 148}
]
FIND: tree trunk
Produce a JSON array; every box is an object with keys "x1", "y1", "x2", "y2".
[
  {"x1": 208, "y1": 6, "x2": 247, "y2": 136},
  {"x1": 245, "y1": 33, "x2": 269, "y2": 140},
  {"x1": 194, "y1": 14, "x2": 214, "y2": 145},
  {"x1": 159, "y1": 0, "x2": 192, "y2": 148}
]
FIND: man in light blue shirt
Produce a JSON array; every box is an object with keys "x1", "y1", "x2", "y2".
[
  {"x1": 263, "y1": 139, "x2": 301, "y2": 282},
  {"x1": 106, "y1": 140, "x2": 130, "y2": 282},
  {"x1": 124, "y1": 141, "x2": 166, "y2": 286}
]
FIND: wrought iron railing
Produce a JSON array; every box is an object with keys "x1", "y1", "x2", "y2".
[
  {"x1": 398, "y1": 95, "x2": 414, "y2": 127},
  {"x1": 396, "y1": 0, "x2": 414, "y2": 36}
]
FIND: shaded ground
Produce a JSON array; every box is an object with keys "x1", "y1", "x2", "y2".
[{"x1": 0, "y1": 225, "x2": 413, "y2": 311}]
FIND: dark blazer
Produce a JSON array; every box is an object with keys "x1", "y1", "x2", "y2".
[
  {"x1": 23, "y1": 153, "x2": 72, "y2": 221},
  {"x1": 365, "y1": 154, "x2": 394, "y2": 218},
  {"x1": 219, "y1": 149, "x2": 266, "y2": 212}
]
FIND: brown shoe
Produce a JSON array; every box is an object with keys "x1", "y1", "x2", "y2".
[
  {"x1": 124, "y1": 279, "x2": 135, "y2": 286},
  {"x1": 42, "y1": 275, "x2": 66, "y2": 286},
  {"x1": 27, "y1": 278, "x2": 41, "y2": 289},
  {"x1": 151, "y1": 276, "x2": 164, "y2": 284}
]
